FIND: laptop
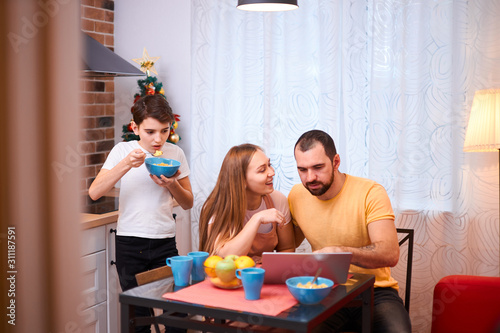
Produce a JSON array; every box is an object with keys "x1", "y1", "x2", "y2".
[{"x1": 261, "y1": 252, "x2": 353, "y2": 284}]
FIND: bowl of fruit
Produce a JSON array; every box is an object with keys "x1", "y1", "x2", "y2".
[{"x1": 203, "y1": 255, "x2": 256, "y2": 289}]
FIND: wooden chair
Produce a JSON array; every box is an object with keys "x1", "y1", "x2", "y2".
[
  {"x1": 136, "y1": 265, "x2": 173, "y2": 286},
  {"x1": 135, "y1": 265, "x2": 173, "y2": 333},
  {"x1": 396, "y1": 228, "x2": 414, "y2": 312}
]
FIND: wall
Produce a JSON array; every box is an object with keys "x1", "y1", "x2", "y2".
[
  {"x1": 80, "y1": 0, "x2": 116, "y2": 193},
  {"x1": 114, "y1": 0, "x2": 192, "y2": 163}
]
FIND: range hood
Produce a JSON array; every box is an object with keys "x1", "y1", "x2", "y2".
[{"x1": 82, "y1": 32, "x2": 144, "y2": 77}]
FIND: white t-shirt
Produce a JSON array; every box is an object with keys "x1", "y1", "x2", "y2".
[{"x1": 102, "y1": 141, "x2": 190, "y2": 238}]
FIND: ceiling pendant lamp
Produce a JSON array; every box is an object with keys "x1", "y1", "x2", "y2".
[{"x1": 237, "y1": 0, "x2": 298, "y2": 12}]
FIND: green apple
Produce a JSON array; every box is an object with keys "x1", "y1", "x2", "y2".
[
  {"x1": 215, "y1": 258, "x2": 237, "y2": 283},
  {"x1": 224, "y1": 254, "x2": 239, "y2": 261}
]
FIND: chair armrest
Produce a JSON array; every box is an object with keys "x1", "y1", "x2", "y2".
[{"x1": 431, "y1": 275, "x2": 500, "y2": 333}]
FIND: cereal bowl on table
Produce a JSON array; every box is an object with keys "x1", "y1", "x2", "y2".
[
  {"x1": 286, "y1": 276, "x2": 334, "y2": 305},
  {"x1": 145, "y1": 157, "x2": 181, "y2": 178}
]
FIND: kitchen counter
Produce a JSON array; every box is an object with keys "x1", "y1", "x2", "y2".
[
  {"x1": 81, "y1": 187, "x2": 119, "y2": 230},
  {"x1": 81, "y1": 210, "x2": 119, "y2": 230}
]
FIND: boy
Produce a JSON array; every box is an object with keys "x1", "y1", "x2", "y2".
[{"x1": 89, "y1": 94, "x2": 193, "y2": 333}]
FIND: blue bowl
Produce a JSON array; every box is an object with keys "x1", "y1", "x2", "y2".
[
  {"x1": 286, "y1": 276, "x2": 334, "y2": 305},
  {"x1": 145, "y1": 157, "x2": 181, "y2": 178}
]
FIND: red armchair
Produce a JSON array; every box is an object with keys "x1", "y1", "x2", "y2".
[{"x1": 431, "y1": 275, "x2": 500, "y2": 333}]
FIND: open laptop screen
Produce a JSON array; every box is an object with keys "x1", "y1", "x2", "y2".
[{"x1": 261, "y1": 252, "x2": 353, "y2": 284}]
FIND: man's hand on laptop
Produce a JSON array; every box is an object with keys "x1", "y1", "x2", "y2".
[{"x1": 314, "y1": 246, "x2": 344, "y2": 253}]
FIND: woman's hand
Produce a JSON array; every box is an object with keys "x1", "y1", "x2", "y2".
[
  {"x1": 255, "y1": 208, "x2": 286, "y2": 227},
  {"x1": 212, "y1": 209, "x2": 283, "y2": 257},
  {"x1": 127, "y1": 149, "x2": 146, "y2": 168}
]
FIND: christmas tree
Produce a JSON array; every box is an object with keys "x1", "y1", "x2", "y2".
[{"x1": 122, "y1": 48, "x2": 180, "y2": 144}]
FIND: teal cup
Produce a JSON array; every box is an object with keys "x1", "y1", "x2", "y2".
[
  {"x1": 235, "y1": 267, "x2": 265, "y2": 300},
  {"x1": 166, "y1": 256, "x2": 193, "y2": 286},
  {"x1": 187, "y1": 251, "x2": 210, "y2": 281}
]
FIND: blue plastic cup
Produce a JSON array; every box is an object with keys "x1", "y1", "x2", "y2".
[
  {"x1": 187, "y1": 251, "x2": 210, "y2": 281},
  {"x1": 236, "y1": 267, "x2": 265, "y2": 300},
  {"x1": 166, "y1": 256, "x2": 193, "y2": 286}
]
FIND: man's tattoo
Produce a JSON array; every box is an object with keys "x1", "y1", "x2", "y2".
[{"x1": 361, "y1": 244, "x2": 376, "y2": 252}]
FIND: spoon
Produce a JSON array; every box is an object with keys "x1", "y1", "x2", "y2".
[
  {"x1": 151, "y1": 150, "x2": 163, "y2": 157},
  {"x1": 309, "y1": 268, "x2": 322, "y2": 288}
]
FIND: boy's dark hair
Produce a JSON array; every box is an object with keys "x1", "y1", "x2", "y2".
[
  {"x1": 132, "y1": 94, "x2": 174, "y2": 126},
  {"x1": 294, "y1": 130, "x2": 337, "y2": 162}
]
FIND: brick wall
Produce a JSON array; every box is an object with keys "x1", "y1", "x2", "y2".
[{"x1": 81, "y1": 0, "x2": 116, "y2": 212}]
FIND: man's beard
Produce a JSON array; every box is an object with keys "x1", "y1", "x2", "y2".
[{"x1": 305, "y1": 172, "x2": 334, "y2": 196}]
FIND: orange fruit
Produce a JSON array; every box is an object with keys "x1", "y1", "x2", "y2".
[
  {"x1": 209, "y1": 276, "x2": 242, "y2": 289},
  {"x1": 234, "y1": 255, "x2": 255, "y2": 269},
  {"x1": 203, "y1": 255, "x2": 222, "y2": 278}
]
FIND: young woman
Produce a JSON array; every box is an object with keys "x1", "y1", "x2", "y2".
[{"x1": 199, "y1": 144, "x2": 294, "y2": 261}]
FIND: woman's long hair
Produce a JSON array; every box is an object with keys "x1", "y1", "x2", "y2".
[{"x1": 199, "y1": 144, "x2": 261, "y2": 254}]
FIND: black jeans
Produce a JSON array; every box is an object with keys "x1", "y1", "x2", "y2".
[
  {"x1": 313, "y1": 287, "x2": 412, "y2": 333},
  {"x1": 115, "y1": 236, "x2": 185, "y2": 333}
]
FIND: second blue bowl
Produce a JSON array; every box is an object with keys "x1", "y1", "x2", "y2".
[{"x1": 286, "y1": 276, "x2": 334, "y2": 305}]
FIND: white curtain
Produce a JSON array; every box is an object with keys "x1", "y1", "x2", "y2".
[{"x1": 190, "y1": 0, "x2": 500, "y2": 331}]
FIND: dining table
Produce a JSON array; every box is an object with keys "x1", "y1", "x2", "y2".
[{"x1": 119, "y1": 272, "x2": 375, "y2": 332}]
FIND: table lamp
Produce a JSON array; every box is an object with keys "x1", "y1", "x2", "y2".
[{"x1": 463, "y1": 88, "x2": 500, "y2": 274}]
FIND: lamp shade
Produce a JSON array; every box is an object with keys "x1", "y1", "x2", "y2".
[
  {"x1": 463, "y1": 89, "x2": 500, "y2": 152},
  {"x1": 237, "y1": 0, "x2": 298, "y2": 12}
]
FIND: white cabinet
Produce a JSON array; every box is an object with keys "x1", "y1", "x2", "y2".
[
  {"x1": 81, "y1": 302, "x2": 107, "y2": 333},
  {"x1": 81, "y1": 223, "x2": 120, "y2": 333},
  {"x1": 106, "y1": 223, "x2": 121, "y2": 333},
  {"x1": 79, "y1": 203, "x2": 190, "y2": 333}
]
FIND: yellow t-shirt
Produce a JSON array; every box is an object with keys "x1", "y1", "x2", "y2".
[{"x1": 288, "y1": 174, "x2": 398, "y2": 289}]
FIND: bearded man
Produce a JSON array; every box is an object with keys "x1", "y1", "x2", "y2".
[{"x1": 288, "y1": 130, "x2": 411, "y2": 333}]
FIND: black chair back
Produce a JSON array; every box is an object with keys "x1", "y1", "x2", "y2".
[{"x1": 396, "y1": 228, "x2": 414, "y2": 312}]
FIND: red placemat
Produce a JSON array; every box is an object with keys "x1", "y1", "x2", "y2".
[{"x1": 163, "y1": 280, "x2": 298, "y2": 316}]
